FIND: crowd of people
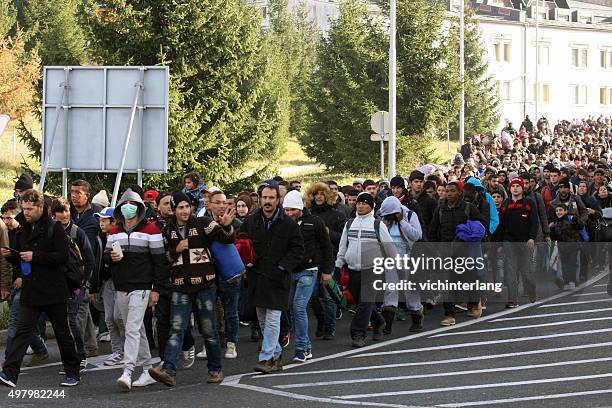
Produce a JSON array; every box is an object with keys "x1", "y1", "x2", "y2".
[{"x1": 0, "y1": 115, "x2": 611, "y2": 390}]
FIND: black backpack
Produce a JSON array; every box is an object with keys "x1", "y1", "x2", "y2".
[{"x1": 49, "y1": 221, "x2": 85, "y2": 291}]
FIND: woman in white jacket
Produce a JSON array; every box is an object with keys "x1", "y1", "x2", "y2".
[{"x1": 379, "y1": 197, "x2": 425, "y2": 333}]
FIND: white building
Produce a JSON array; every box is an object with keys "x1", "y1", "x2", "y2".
[
  {"x1": 252, "y1": 0, "x2": 340, "y2": 33},
  {"x1": 448, "y1": 0, "x2": 612, "y2": 129}
]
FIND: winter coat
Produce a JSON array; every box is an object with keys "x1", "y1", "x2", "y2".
[
  {"x1": 9, "y1": 206, "x2": 70, "y2": 306},
  {"x1": 549, "y1": 193, "x2": 588, "y2": 224},
  {"x1": 551, "y1": 215, "x2": 583, "y2": 243},
  {"x1": 104, "y1": 189, "x2": 167, "y2": 293},
  {"x1": 498, "y1": 197, "x2": 540, "y2": 242},
  {"x1": 239, "y1": 207, "x2": 304, "y2": 311},
  {"x1": 294, "y1": 209, "x2": 333, "y2": 275},
  {"x1": 404, "y1": 190, "x2": 437, "y2": 238},
  {"x1": 310, "y1": 203, "x2": 347, "y2": 255},
  {"x1": 71, "y1": 202, "x2": 103, "y2": 257},
  {"x1": 379, "y1": 196, "x2": 422, "y2": 250},
  {"x1": 428, "y1": 199, "x2": 483, "y2": 243},
  {"x1": 0, "y1": 221, "x2": 11, "y2": 293},
  {"x1": 466, "y1": 177, "x2": 499, "y2": 234},
  {"x1": 524, "y1": 189, "x2": 550, "y2": 240}
]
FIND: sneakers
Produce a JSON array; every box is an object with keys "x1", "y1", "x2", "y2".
[
  {"x1": 196, "y1": 345, "x2": 207, "y2": 359},
  {"x1": 80, "y1": 359, "x2": 88, "y2": 372},
  {"x1": 454, "y1": 303, "x2": 468, "y2": 311},
  {"x1": 304, "y1": 349, "x2": 313, "y2": 360},
  {"x1": 181, "y1": 346, "x2": 196, "y2": 368},
  {"x1": 322, "y1": 329, "x2": 335, "y2": 340},
  {"x1": 505, "y1": 302, "x2": 519, "y2": 309},
  {"x1": 292, "y1": 351, "x2": 307, "y2": 363},
  {"x1": 351, "y1": 334, "x2": 366, "y2": 348},
  {"x1": 0, "y1": 372, "x2": 15, "y2": 388},
  {"x1": 86, "y1": 349, "x2": 98, "y2": 358},
  {"x1": 239, "y1": 321, "x2": 249, "y2": 327},
  {"x1": 98, "y1": 332, "x2": 111, "y2": 342},
  {"x1": 381, "y1": 306, "x2": 396, "y2": 335},
  {"x1": 372, "y1": 322, "x2": 386, "y2": 341},
  {"x1": 279, "y1": 333, "x2": 291, "y2": 348},
  {"x1": 132, "y1": 371, "x2": 157, "y2": 387},
  {"x1": 396, "y1": 308, "x2": 407, "y2": 321},
  {"x1": 466, "y1": 302, "x2": 483, "y2": 318},
  {"x1": 272, "y1": 354, "x2": 283, "y2": 372},
  {"x1": 563, "y1": 282, "x2": 576, "y2": 290},
  {"x1": 225, "y1": 342, "x2": 237, "y2": 359},
  {"x1": 26, "y1": 351, "x2": 49, "y2": 367},
  {"x1": 409, "y1": 309, "x2": 425, "y2": 332},
  {"x1": 336, "y1": 309, "x2": 343, "y2": 319},
  {"x1": 148, "y1": 367, "x2": 175, "y2": 387},
  {"x1": 206, "y1": 371, "x2": 224, "y2": 384},
  {"x1": 60, "y1": 377, "x2": 79, "y2": 387},
  {"x1": 104, "y1": 351, "x2": 124, "y2": 366},
  {"x1": 440, "y1": 316, "x2": 456, "y2": 326},
  {"x1": 116, "y1": 370, "x2": 132, "y2": 391}
]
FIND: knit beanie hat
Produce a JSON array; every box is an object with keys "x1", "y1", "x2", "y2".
[
  {"x1": 92, "y1": 190, "x2": 110, "y2": 207},
  {"x1": 283, "y1": 190, "x2": 303, "y2": 210},
  {"x1": 448, "y1": 180, "x2": 464, "y2": 192},
  {"x1": 170, "y1": 191, "x2": 191, "y2": 210},
  {"x1": 356, "y1": 192, "x2": 374, "y2": 209},
  {"x1": 390, "y1": 176, "x2": 405, "y2": 189},
  {"x1": 14, "y1": 173, "x2": 33, "y2": 191},
  {"x1": 509, "y1": 177, "x2": 525, "y2": 190}
]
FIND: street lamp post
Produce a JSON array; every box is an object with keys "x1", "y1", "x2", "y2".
[
  {"x1": 389, "y1": 0, "x2": 397, "y2": 178},
  {"x1": 459, "y1": 0, "x2": 465, "y2": 147}
]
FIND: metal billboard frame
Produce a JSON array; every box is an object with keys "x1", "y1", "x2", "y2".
[{"x1": 40, "y1": 66, "x2": 169, "y2": 203}]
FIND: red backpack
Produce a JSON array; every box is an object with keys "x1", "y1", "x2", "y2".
[{"x1": 235, "y1": 232, "x2": 257, "y2": 267}]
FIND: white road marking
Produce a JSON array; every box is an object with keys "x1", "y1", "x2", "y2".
[
  {"x1": 491, "y1": 308, "x2": 612, "y2": 322},
  {"x1": 429, "y1": 317, "x2": 612, "y2": 337},
  {"x1": 274, "y1": 357, "x2": 612, "y2": 389},
  {"x1": 540, "y1": 298, "x2": 612, "y2": 307},
  {"x1": 572, "y1": 291, "x2": 608, "y2": 297},
  {"x1": 251, "y1": 342, "x2": 612, "y2": 379},
  {"x1": 593, "y1": 284, "x2": 608, "y2": 287},
  {"x1": 331, "y1": 372, "x2": 612, "y2": 399},
  {"x1": 349, "y1": 328, "x2": 612, "y2": 358},
  {"x1": 435, "y1": 389, "x2": 612, "y2": 407}
]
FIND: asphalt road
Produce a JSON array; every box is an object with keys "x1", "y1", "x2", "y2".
[{"x1": 1, "y1": 272, "x2": 610, "y2": 408}]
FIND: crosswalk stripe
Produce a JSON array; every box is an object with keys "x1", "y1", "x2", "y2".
[
  {"x1": 274, "y1": 357, "x2": 612, "y2": 389},
  {"x1": 251, "y1": 341, "x2": 612, "y2": 379},
  {"x1": 572, "y1": 291, "x2": 608, "y2": 297},
  {"x1": 331, "y1": 372, "x2": 612, "y2": 399},
  {"x1": 435, "y1": 389, "x2": 612, "y2": 407},
  {"x1": 429, "y1": 317, "x2": 612, "y2": 337},
  {"x1": 491, "y1": 307, "x2": 612, "y2": 322},
  {"x1": 349, "y1": 328, "x2": 612, "y2": 358},
  {"x1": 540, "y1": 298, "x2": 612, "y2": 307}
]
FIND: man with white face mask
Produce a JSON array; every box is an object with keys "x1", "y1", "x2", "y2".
[{"x1": 105, "y1": 189, "x2": 166, "y2": 391}]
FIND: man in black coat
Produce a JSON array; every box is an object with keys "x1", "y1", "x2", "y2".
[
  {"x1": 0, "y1": 189, "x2": 80, "y2": 388},
  {"x1": 239, "y1": 184, "x2": 304, "y2": 374},
  {"x1": 406, "y1": 170, "x2": 437, "y2": 240}
]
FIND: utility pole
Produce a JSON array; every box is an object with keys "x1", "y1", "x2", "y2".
[
  {"x1": 459, "y1": 0, "x2": 465, "y2": 147},
  {"x1": 389, "y1": 0, "x2": 397, "y2": 177}
]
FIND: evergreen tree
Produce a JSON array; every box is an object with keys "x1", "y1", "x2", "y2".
[
  {"x1": 81, "y1": 0, "x2": 287, "y2": 191},
  {"x1": 0, "y1": 0, "x2": 16, "y2": 38}
]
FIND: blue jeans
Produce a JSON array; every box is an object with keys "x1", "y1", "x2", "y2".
[
  {"x1": 5, "y1": 288, "x2": 47, "y2": 359},
  {"x1": 290, "y1": 270, "x2": 317, "y2": 353},
  {"x1": 256, "y1": 307, "x2": 282, "y2": 361},
  {"x1": 163, "y1": 286, "x2": 222, "y2": 377},
  {"x1": 219, "y1": 277, "x2": 241, "y2": 344}
]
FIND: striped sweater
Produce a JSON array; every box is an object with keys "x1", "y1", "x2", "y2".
[{"x1": 104, "y1": 220, "x2": 167, "y2": 293}]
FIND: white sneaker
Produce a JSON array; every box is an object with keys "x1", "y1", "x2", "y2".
[
  {"x1": 104, "y1": 352, "x2": 124, "y2": 366},
  {"x1": 116, "y1": 370, "x2": 132, "y2": 391},
  {"x1": 181, "y1": 346, "x2": 195, "y2": 368},
  {"x1": 224, "y1": 342, "x2": 237, "y2": 359},
  {"x1": 99, "y1": 333, "x2": 111, "y2": 342},
  {"x1": 132, "y1": 371, "x2": 156, "y2": 387},
  {"x1": 196, "y1": 345, "x2": 207, "y2": 360}
]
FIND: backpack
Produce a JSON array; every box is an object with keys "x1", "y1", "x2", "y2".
[
  {"x1": 345, "y1": 218, "x2": 381, "y2": 242},
  {"x1": 49, "y1": 221, "x2": 85, "y2": 290},
  {"x1": 235, "y1": 232, "x2": 257, "y2": 267}
]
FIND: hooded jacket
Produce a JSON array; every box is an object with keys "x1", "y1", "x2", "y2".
[
  {"x1": 466, "y1": 177, "x2": 499, "y2": 234},
  {"x1": 379, "y1": 196, "x2": 422, "y2": 251},
  {"x1": 294, "y1": 208, "x2": 333, "y2": 274},
  {"x1": 104, "y1": 189, "x2": 166, "y2": 293}
]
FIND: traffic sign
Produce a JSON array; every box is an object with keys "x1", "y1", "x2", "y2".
[
  {"x1": 370, "y1": 134, "x2": 390, "y2": 142},
  {"x1": 370, "y1": 111, "x2": 389, "y2": 135}
]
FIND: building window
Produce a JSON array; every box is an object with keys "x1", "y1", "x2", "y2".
[
  {"x1": 502, "y1": 81, "x2": 511, "y2": 101},
  {"x1": 602, "y1": 50, "x2": 612, "y2": 69},
  {"x1": 538, "y1": 45, "x2": 550, "y2": 65},
  {"x1": 571, "y1": 47, "x2": 588, "y2": 68},
  {"x1": 493, "y1": 41, "x2": 511, "y2": 63},
  {"x1": 532, "y1": 84, "x2": 551, "y2": 103},
  {"x1": 572, "y1": 85, "x2": 588, "y2": 105},
  {"x1": 601, "y1": 87, "x2": 608, "y2": 105}
]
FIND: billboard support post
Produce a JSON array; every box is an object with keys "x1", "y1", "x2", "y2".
[
  {"x1": 40, "y1": 74, "x2": 69, "y2": 193},
  {"x1": 111, "y1": 80, "x2": 143, "y2": 207}
]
